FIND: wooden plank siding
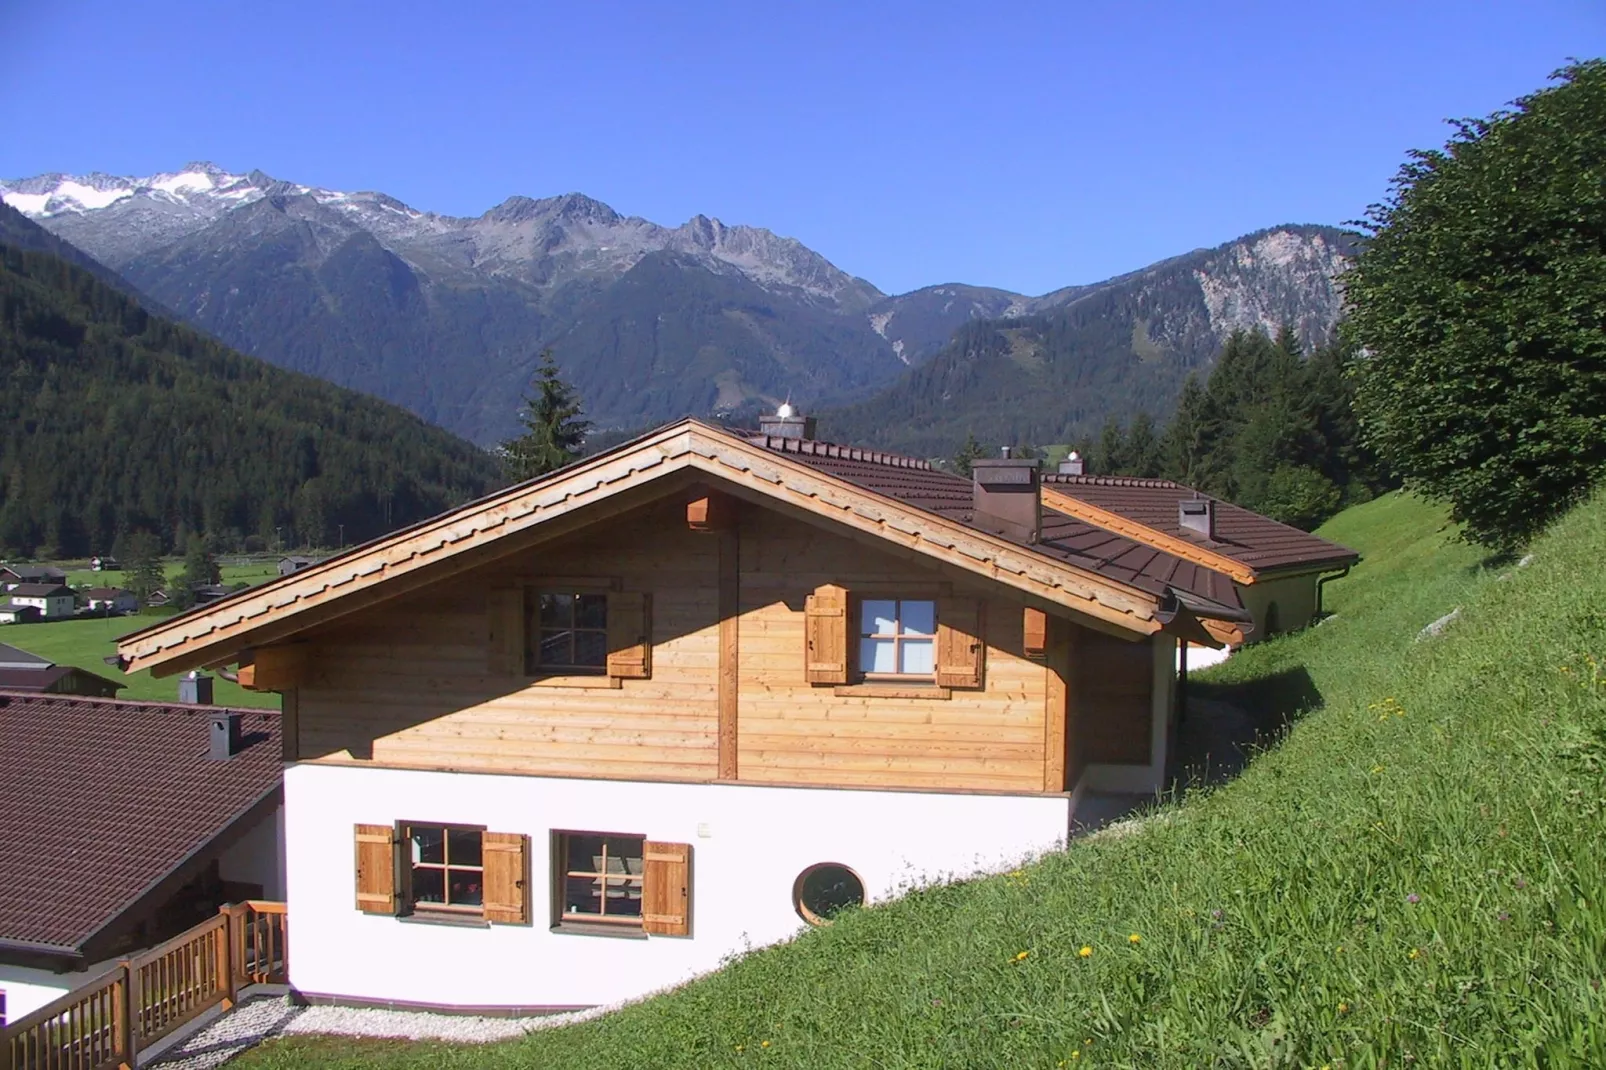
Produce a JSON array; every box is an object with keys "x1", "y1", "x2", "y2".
[{"x1": 289, "y1": 492, "x2": 1155, "y2": 795}]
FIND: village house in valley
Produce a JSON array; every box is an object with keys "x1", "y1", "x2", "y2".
[
  {"x1": 4, "y1": 584, "x2": 75, "y2": 621},
  {"x1": 114, "y1": 414, "x2": 1355, "y2": 1012}
]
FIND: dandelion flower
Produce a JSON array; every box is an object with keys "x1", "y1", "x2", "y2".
[
  {"x1": 1409, "y1": 948, "x2": 1420, "y2": 960},
  {"x1": 1079, "y1": 945, "x2": 1093, "y2": 958},
  {"x1": 1014, "y1": 950, "x2": 1030, "y2": 962},
  {"x1": 1338, "y1": 1002, "x2": 1350, "y2": 1014},
  {"x1": 1128, "y1": 933, "x2": 1142, "y2": 944},
  {"x1": 761, "y1": 1041, "x2": 771, "y2": 1049}
]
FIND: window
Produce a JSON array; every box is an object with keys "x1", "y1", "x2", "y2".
[
  {"x1": 859, "y1": 599, "x2": 936, "y2": 677},
  {"x1": 556, "y1": 832, "x2": 645, "y2": 927},
  {"x1": 532, "y1": 592, "x2": 609, "y2": 671},
  {"x1": 404, "y1": 823, "x2": 484, "y2": 915},
  {"x1": 793, "y1": 863, "x2": 865, "y2": 926}
]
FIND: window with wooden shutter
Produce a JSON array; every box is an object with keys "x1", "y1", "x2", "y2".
[
  {"x1": 605, "y1": 591, "x2": 651, "y2": 678},
  {"x1": 935, "y1": 597, "x2": 985, "y2": 689},
  {"x1": 805, "y1": 583, "x2": 850, "y2": 684},
  {"x1": 641, "y1": 841, "x2": 692, "y2": 936},
  {"x1": 486, "y1": 587, "x2": 524, "y2": 676},
  {"x1": 354, "y1": 823, "x2": 397, "y2": 915},
  {"x1": 482, "y1": 831, "x2": 530, "y2": 925}
]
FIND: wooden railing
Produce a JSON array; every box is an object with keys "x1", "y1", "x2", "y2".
[{"x1": 0, "y1": 901, "x2": 287, "y2": 1070}]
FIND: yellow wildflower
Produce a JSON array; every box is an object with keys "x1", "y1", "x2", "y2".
[
  {"x1": 1338, "y1": 1001, "x2": 1350, "y2": 1014},
  {"x1": 734, "y1": 1044, "x2": 745, "y2": 1053},
  {"x1": 1409, "y1": 948, "x2": 1420, "y2": 960},
  {"x1": 1013, "y1": 950, "x2": 1030, "y2": 962},
  {"x1": 1370, "y1": 765, "x2": 1384, "y2": 774},
  {"x1": 1078, "y1": 945, "x2": 1093, "y2": 958},
  {"x1": 761, "y1": 1040, "x2": 771, "y2": 1049},
  {"x1": 1128, "y1": 933, "x2": 1142, "y2": 944}
]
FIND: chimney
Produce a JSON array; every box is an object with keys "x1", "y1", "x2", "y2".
[
  {"x1": 179, "y1": 669, "x2": 213, "y2": 706},
  {"x1": 758, "y1": 402, "x2": 816, "y2": 441},
  {"x1": 971, "y1": 453, "x2": 1042, "y2": 543},
  {"x1": 1058, "y1": 451, "x2": 1085, "y2": 476},
  {"x1": 209, "y1": 710, "x2": 243, "y2": 761},
  {"x1": 1179, "y1": 497, "x2": 1217, "y2": 540}
]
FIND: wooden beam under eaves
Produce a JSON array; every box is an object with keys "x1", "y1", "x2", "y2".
[{"x1": 237, "y1": 644, "x2": 309, "y2": 692}]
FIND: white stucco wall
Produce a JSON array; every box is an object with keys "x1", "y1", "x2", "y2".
[
  {"x1": 218, "y1": 804, "x2": 286, "y2": 899},
  {"x1": 284, "y1": 764, "x2": 1073, "y2": 1009},
  {"x1": 0, "y1": 958, "x2": 115, "y2": 1021}
]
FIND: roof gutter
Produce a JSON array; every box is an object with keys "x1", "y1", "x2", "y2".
[
  {"x1": 0, "y1": 935, "x2": 83, "y2": 958},
  {"x1": 1316, "y1": 565, "x2": 1352, "y2": 619}
]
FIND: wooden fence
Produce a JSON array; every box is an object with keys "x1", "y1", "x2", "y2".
[{"x1": 0, "y1": 901, "x2": 286, "y2": 1070}]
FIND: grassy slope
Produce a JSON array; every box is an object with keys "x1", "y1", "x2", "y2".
[{"x1": 240, "y1": 492, "x2": 1606, "y2": 1068}]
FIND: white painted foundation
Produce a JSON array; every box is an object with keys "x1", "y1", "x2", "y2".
[{"x1": 283, "y1": 763, "x2": 1073, "y2": 1009}]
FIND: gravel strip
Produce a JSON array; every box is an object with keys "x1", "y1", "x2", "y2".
[{"x1": 147, "y1": 992, "x2": 626, "y2": 1068}]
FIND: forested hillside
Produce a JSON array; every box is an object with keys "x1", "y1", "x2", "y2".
[{"x1": 0, "y1": 241, "x2": 499, "y2": 557}]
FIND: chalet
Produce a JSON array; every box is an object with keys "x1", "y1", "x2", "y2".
[
  {"x1": 0, "y1": 694, "x2": 282, "y2": 1018},
  {"x1": 83, "y1": 586, "x2": 140, "y2": 614},
  {"x1": 6, "y1": 584, "x2": 76, "y2": 620},
  {"x1": 279, "y1": 556, "x2": 317, "y2": 577},
  {"x1": 0, "y1": 566, "x2": 67, "y2": 592},
  {"x1": 0, "y1": 640, "x2": 125, "y2": 696},
  {"x1": 1041, "y1": 459, "x2": 1358, "y2": 647},
  {"x1": 114, "y1": 414, "x2": 1354, "y2": 1013}
]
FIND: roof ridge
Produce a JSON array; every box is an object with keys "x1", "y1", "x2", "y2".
[
  {"x1": 1043, "y1": 473, "x2": 1186, "y2": 490},
  {"x1": 746, "y1": 432, "x2": 934, "y2": 471},
  {"x1": 0, "y1": 689, "x2": 277, "y2": 716}
]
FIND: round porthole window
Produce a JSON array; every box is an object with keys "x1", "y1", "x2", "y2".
[{"x1": 793, "y1": 862, "x2": 865, "y2": 926}]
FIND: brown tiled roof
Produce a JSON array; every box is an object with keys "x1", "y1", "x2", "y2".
[
  {"x1": 746, "y1": 433, "x2": 1245, "y2": 616},
  {"x1": 9, "y1": 583, "x2": 73, "y2": 598},
  {"x1": 1041, "y1": 473, "x2": 1359, "y2": 575},
  {"x1": 0, "y1": 694, "x2": 280, "y2": 953}
]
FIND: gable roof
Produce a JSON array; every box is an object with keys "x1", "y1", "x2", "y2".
[
  {"x1": 0, "y1": 642, "x2": 52, "y2": 670},
  {"x1": 0, "y1": 694, "x2": 279, "y2": 955},
  {"x1": 0, "y1": 665, "x2": 125, "y2": 694},
  {"x1": 84, "y1": 586, "x2": 131, "y2": 599},
  {"x1": 0, "y1": 565, "x2": 66, "y2": 581},
  {"x1": 9, "y1": 583, "x2": 73, "y2": 598},
  {"x1": 1041, "y1": 473, "x2": 1359, "y2": 581},
  {"x1": 115, "y1": 420, "x2": 1246, "y2": 678}
]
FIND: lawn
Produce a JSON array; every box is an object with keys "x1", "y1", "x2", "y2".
[
  {"x1": 60, "y1": 558, "x2": 282, "y2": 589},
  {"x1": 1, "y1": 613, "x2": 279, "y2": 709},
  {"x1": 236, "y1": 490, "x2": 1605, "y2": 1067}
]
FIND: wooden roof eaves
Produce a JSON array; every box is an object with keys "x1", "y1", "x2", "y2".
[
  {"x1": 118, "y1": 421, "x2": 1163, "y2": 676},
  {"x1": 1040, "y1": 486, "x2": 1259, "y2": 584}
]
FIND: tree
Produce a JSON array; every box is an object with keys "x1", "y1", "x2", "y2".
[
  {"x1": 500, "y1": 350, "x2": 590, "y2": 483},
  {"x1": 1345, "y1": 61, "x2": 1606, "y2": 550},
  {"x1": 1124, "y1": 412, "x2": 1162, "y2": 478},
  {"x1": 1093, "y1": 418, "x2": 1128, "y2": 476},
  {"x1": 952, "y1": 433, "x2": 985, "y2": 478},
  {"x1": 180, "y1": 531, "x2": 221, "y2": 587},
  {"x1": 123, "y1": 531, "x2": 165, "y2": 606}
]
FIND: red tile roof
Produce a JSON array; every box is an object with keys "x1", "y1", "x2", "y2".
[
  {"x1": 0, "y1": 694, "x2": 280, "y2": 953},
  {"x1": 745, "y1": 433, "x2": 1246, "y2": 617},
  {"x1": 1041, "y1": 473, "x2": 1359, "y2": 575}
]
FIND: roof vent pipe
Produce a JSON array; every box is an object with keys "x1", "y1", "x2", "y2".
[
  {"x1": 1058, "y1": 451, "x2": 1085, "y2": 476},
  {"x1": 758, "y1": 404, "x2": 816, "y2": 441},
  {"x1": 209, "y1": 710, "x2": 242, "y2": 761},
  {"x1": 179, "y1": 669, "x2": 213, "y2": 706},
  {"x1": 971, "y1": 457, "x2": 1043, "y2": 544},
  {"x1": 1179, "y1": 497, "x2": 1217, "y2": 540}
]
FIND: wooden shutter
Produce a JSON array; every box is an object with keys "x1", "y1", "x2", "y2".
[
  {"x1": 1022, "y1": 606, "x2": 1048, "y2": 659},
  {"x1": 606, "y1": 591, "x2": 652, "y2": 678},
  {"x1": 481, "y1": 831, "x2": 530, "y2": 925},
  {"x1": 804, "y1": 583, "x2": 850, "y2": 684},
  {"x1": 354, "y1": 824, "x2": 397, "y2": 915},
  {"x1": 486, "y1": 587, "x2": 524, "y2": 676},
  {"x1": 936, "y1": 597, "x2": 985, "y2": 689},
  {"x1": 642, "y1": 841, "x2": 692, "y2": 936}
]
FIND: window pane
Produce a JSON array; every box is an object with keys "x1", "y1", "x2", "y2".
[
  {"x1": 448, "y1": 867, "x2": 483, "y2": 907},
  {"x1": 539, "y1": 593, "x2": 572, "y2": 629},
  {"x1": 607, "y1": 877, "x2": 643, "y2": 916},
  {"x1": 574, "y1": 629, "x2": 607, "y2": 666},
  {"x1": 564, "y1": 875, "x2": 603, "y2": 916},
  {"x1": 901, "y1": 600, "x2": 936, "y2": 636},
  {"x1": 575, "y1": 593, "x2": 608, "y2": 629},
  {"x1": 539, "y1": 629, "x2": 573, "y2": 665},
  {"x1": 861, "y1": 638, "x2": 897, "y2": 673},
  {"x1": 901, "y1": 638, "x2": 935, "y2": 675},
  {"x1": 861, "y1": 599, "x2": 897, "y2": 636},
  {"x1": 410, "y1": 826, "x2": 443, "y2": 865},
  {"x1": 604, "y1": 836, "x2": 643, "y2": 869},
  {"x1": 447, "y1": 828, "x2": 482, "y2": 868},
  {"x1": 412, "y1": 866, "x2": 445, "y2": 904},
  {"x1": 566, "y1": 835, "x2": 607, "y2": 873}
]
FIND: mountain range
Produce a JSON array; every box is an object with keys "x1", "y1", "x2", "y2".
[{"x1": 1, "y1": 164, "x2": 1355, "y2": 449}]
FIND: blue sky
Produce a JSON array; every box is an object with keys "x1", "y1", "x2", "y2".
[{"x1": 1, "y1": 0, "x2": 1600, "y2": 295}]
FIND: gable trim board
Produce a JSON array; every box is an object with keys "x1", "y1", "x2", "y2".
[{"x1": 118, "y1": 420, "x2": 1235, "y2": 679}]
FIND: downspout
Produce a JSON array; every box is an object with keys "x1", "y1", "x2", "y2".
[{"x1": 1315, "y1": 565, "x2": 1351, "y2": 619}]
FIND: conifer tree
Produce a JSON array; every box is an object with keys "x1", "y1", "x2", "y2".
[
  {"x1": 123, "y1": 532, "x2": 165, "y2": 607},
  {"x1": 180, "y1": 531, "x2": 222, "y2": 587},
  {"x1": 500, "y1": 350, "x2": 590, "y2": 484},
  {"x1": 952, "y1": 433, "x2": 985, "y2": 478}
]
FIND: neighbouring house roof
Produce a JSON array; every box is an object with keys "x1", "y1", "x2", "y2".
[
  {"x1": 114, "y1": 419, "x2": 1250, "y2": 678},
  {"x1": 85, "y1": 586, "x2": 131, "y2": 599},
  {"x1": 0, "y1": 665, "x2": 125, "y2": 695},
  {"x1": 0, "y1": 605, "x2": 41, "y2": 619},
  {"x1": 1040, "y1": 473, "x2": 1359, "y2": 582},
  {"x1": 280, "y1": 556, "x2": 314, "y2": 566},
  {"x1": 8, "y1": 583, "x2": 73, "y2": 598},
  {"x1": 0, "y1": 694, "x2": 280, "y2": 956},
  {"x1": 0, "y1": 642, "x2": 52, "y2": 670},
  {"x1": 1, "y1": 566, "x2": 67, "y2": 581}
]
